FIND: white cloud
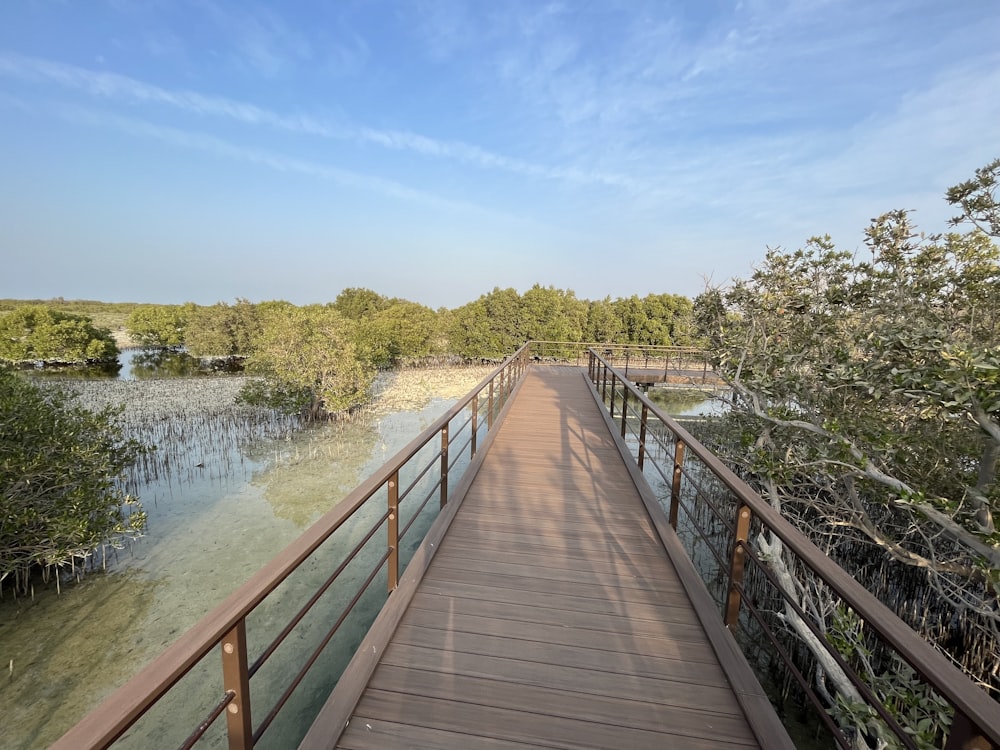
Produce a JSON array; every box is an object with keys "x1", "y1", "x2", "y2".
[{"x1": 0, "y1": 52, "x2": 643, "y2": 192}]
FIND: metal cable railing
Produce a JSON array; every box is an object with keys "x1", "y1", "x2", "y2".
[
  {"x1": 51, "y1": 345, "x2": 530, "y2": 750},
  {"x1": 588, "y1": 348, "x2": 1000, "y2": 750}
]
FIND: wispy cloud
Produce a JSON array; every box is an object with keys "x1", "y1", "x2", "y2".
[
  {"x1": 55, "y1": 103, "x2": 484, "y2": 213},
  {"x1": 0, "y1": 51, "x2": 642, "y2": 192}
]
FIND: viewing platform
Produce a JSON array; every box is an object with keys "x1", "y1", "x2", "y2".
[
  {"x1": 304, "y1": 367, "x2": 789, "y2": 748},
  {"x1": 53, "y1": 344, "x2": 1000, "y2": 750}
]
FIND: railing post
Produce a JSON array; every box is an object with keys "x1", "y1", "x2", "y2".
[
  {"x1": 638, "y1": 403, "x2": 649, "y2": 470},
  {"x1": 620, "y1": 387, "x2": 629, "y2": 438},
  {"x1": 440, "y1": 425, "x2": 449, "y2": 508},
  {"x1": 624, "y1": 350, "x2": 630, "y2": 379},
  {"x1": 220, "y1": 620, "x2": 253, "y2": 750},
  {"x1": 488, "y1": 380, "x2": 495, "y2": 430},
  {"x1": 609, "y1": 375, "x2": 616, "y2": 417},
  {"x1": 387, "y1": 471, "x2": 399, "y2": 591},
  {"x1": 601, "y1": 362, "x2": 608, "y2": 404},
  {"x1": 724, "y1": 503, "x2": 753, "y2": 629},
  {"x1": 470, "y1": 394, "x2": 478, "y2": 458},
  {"x1": 663, "y1": 352, "x2": 669, "y2": 382},
  {"x1": 944, "y1": 711, "x2": 994, "y2": 750},
  {"x1": 669, "y1": 440, "x2": 685, "y2": 528}
]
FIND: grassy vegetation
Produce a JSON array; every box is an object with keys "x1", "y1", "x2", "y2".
[{"x1": 0, "y1": 298, "x2": 142, "y2": 332}]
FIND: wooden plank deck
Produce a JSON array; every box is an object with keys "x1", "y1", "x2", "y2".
[{"x1": 312, "y1": 367, "x2": 789, "y2": 749}]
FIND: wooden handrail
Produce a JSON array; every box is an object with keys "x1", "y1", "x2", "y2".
[
  {"x1": 51, "y1": 344, "x2": 531, "y2": 750},
  {"x1": 587, "y1": 348, "x2": 1000, "y2": 748}
]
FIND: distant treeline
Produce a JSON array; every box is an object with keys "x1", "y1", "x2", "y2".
[
  {"x1": 1, "y1": 285, "x2": 696, "y2": 418},
  {"x1": 2, "y1": 285, "x2": 696, "y2": 364}
]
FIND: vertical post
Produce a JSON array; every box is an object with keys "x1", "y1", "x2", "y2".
[
  {"x1": 609, "y1": 375, "x2": 616, "y2": 418},
  {"x1": 387, "y1": 472, "x2": 399, "y2": 592},
  {"x1": 471, "y1": 394, "x2": 479, "y2": 458},
  {"x1": 220, "y1": 620, "x2": 253, "y2": 750},
  {"x1": 488, "y1": 380, "x2": 495, "y2": 430},
  {"x1": 638, "y1": 403, "x2": 649, "y2": 470},
  {"x1": 669, "y1": 441, "x2": 686, "y2": 528},
  {"x1": 601, "y1": 362, "x2": 608, "y2": 404},
  {"x1": 725, "y1": 504, "x2": 753, "y2": 629},
  {"x1": 624, "y1": 349, "x2": 630, "y2": 379},
  {"x1": 440, "y1": 425, "x2": 449, "y2": 508},
  {"x1": 944, "y1": 712, "x2": 993, "y2": 750},
  {"x1": 664, "y1": 352, "x2": 669, "y2": 382},
  {"x1": 620, "y1": 387, "x2": 629, "y2": 438}
]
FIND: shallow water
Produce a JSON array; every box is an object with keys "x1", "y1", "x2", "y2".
[{"x1": 0, "y1": 387, "x2": 459, "y2": 750}]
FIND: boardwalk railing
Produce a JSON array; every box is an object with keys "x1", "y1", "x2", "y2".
[
  {"x1": 52, "y1": 346, "x2": 530, "y2": 750},
  {"x1": 531, "y1": 340, "x2": 713, "y2": 382},
  {"x1": 588, "y1": 349, "x2": 1000, "y2": 750}
]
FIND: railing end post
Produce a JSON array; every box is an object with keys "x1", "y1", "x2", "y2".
[{"x1": 220, "y1": 620, "x2": 253, "y2": 750}]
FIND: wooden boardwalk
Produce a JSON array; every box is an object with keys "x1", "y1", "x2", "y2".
[{"x1": 307, "y1": 367, "x2": 789, "y2": 749}]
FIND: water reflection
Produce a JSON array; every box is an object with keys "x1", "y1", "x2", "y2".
[
  {"x1": 18, "y1": 348, "x2": 237, "y2": 380},
  {"x1": 645, "y1": 386, "x2": 722, "y2": 416},
  {"x1": 124, "y1": 348, "x2": 243, "y2": 380}
]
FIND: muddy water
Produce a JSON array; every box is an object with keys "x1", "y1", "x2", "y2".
[{"x1": 0, "y1": 369, "x2": 491, "y2": 750}]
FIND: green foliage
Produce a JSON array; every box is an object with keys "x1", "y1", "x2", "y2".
[
  {"x1": 333, "y1": 287, "x2": 390, "y2": 321},
  {"x1": 0, "y1": 305, "x2": 118, "y2": 364},
  {"x1": 694, "y1": 158, "x2": 1000, "y2": 711},
  {"x1": 449, "y1": 287, "x2": 526, "y2": 359},
  {"x1": 446, "y1": 286, "x2": 695, "y2": 358},
  {"x1": 0, "y1": 299, "x2": 140, "y2": 332},
  {"x1": 242, "y1": 305, "x2": 374, "y2": 419},
  {"x1": 521, "y1": 285, "x2": 587, "y2": 342},
  {"x1": 356, "y1": 301, "x2": 440, "y2": 368},
  {"x1": 696, "y1": 214, "x2": 1000, "y2": 546},
  {"x1": 185, "y1": 299, "x2": 262, "y2": 358},
  {"x1": 125, "y1": 304, "x2": 191, "y2": 347},
  {"x1": 0, "y1": 367, "x2": 146, "y2": 593},
  {"x1": 947, "y1": 157, "x2": 1000, "y2": 237},
  {"x1": 827, "y1": 608, "x2": 952, "y2": 750}
]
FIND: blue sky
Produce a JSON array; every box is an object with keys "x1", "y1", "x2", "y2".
[{"x1": 1, "y1": 1, "x2": 999, "y2": 309}]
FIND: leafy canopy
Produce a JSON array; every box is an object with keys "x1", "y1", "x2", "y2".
[
  {"x1": 0, "y1": 305, "x2": 117, "y2": 364},
  {"x1": 0, "y1": 367, "x2": 146, "y2": 593}
]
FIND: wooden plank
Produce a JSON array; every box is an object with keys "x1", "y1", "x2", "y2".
[
  {"x1": 425, "y1": 555, "x2": 687, "y2": 596},
  {"x1": 415, "y1": 578, "x2": 701, "y2": 625},
  {"x1": 367, "y1": 666, "x2": 758, "y2": 743},
  {"x1": 298, "y1": 370, "x2": 531, "y2": 750},
  {"x1": 378, "y1": 644, "x2": 743, "y2": 712},
  {"x1": 441, "y1": 538, "x2": 678, "y2": 572},
  {"x1": 398, "y1": 607, "x2": 719, "y2": 662},
  {"x1": 388, "y1": 624, "x2": 732, "y2": 686},
  {"x1": 422, "y1": 558, "x2": 686, "y2": 604},
  {"x1": 584, "y1": 371, "x2": 800, "y2": 750},
  {"x1": 351, "y1": 691, "x2": 757, "y2": 750},
  {"x1": 406, "y1": 591, "x2": 710, "y2": 644},
  {"x1": 337, "y1": 719, "x2": 541, "y2": 750},
  {"x1": 316, "y1": 367, "x2": 789, "y2": 749}
]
